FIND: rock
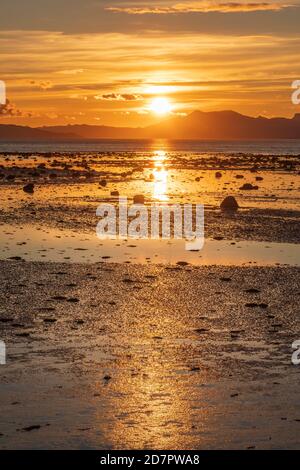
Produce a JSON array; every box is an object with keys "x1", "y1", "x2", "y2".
[
  {"x1": 22, "y1": 425, "x2": 41, "y2": 432},
  {"x1": 239, "y1": 183, "x2": 259, "y2": 190},
  {"x1": 215, "y1": 172, "x2": 222, "y2": 178},
  {"x1": 245, "y1": 288, "x2": 260, "y2": 293},
  {"x1": 110, "y1": 190, "x2": 119, "y2": 196},
  {"x1": 99, "y1": 179, "x2": 107, "y2": 187},
  {"x1": 176, "y1": 261, "x2": 189, "y2": 266},
  {"x1": 220, "y1": 196, "x2": 239, "y2": 211},
  {"x1": 122, "y1": 278, "x2": 136, "y2": 284},
  {"x1": 245, "y1": 302, "x2": 268, "y2": 308},
  {"x1": 23, "y1": 183, "x2": 34, "y2": 194},
  {"x1": 255, "y1": 176, "x2": 263, "y2": 181},
  {"x1": 195, "y1": 328, "x2": 208, "y2": 334},
  {"x1": 133, "y1": 194, "x2": 145, "y2": 204}
]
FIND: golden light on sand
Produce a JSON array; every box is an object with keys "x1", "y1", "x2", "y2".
[
  {"x1": 154, "y1": 150, "x2": 167, "y2": 162},
  {"x1": 149, "y1": 97, "x2": 172, "y2": 116}
]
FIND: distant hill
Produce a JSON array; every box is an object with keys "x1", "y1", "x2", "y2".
[
  {"x1": 144, "y1": 111, "x2": 300, "y2": 140},
  {"x1": 39, "y1": 124, "x2": 143, "y2": 140},
  {"x1": 1, "y1": 111, "x2": 300, "y2": 141},
  {"x1": 39, "y1": 111, "x2": 300, "y2": 140},
  {"x1": 0, "y1": 124, "x2": 78, "y2": 141}
]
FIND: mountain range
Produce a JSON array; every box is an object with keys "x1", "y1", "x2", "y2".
[{"x1": 1, "y1": 110, "x2": 300, "y2": 141}]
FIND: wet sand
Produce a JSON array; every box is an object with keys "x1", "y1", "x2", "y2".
[
  {"x1": 0, "y1": 150, "x2": 299, "y2": 449},
  {"x1": 0, "y1": 150, "x2": 299, "y2": 244},
  {"x1": 0, "y1": 261, "x2": 300, "y2": 449}
]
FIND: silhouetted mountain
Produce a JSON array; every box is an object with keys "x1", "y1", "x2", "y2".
[
  {"x1": 144, "y1": 111, "x2": 300, "y2": 139},
  {"x1": 1, "y1": 111, "x2": 300, "y2": 141},
  {"x1": 41, "y1": 111, "x2": 300, "y2": 140},
  {"x1": 0, "y1": 124, "x2": 78, "y2": 141},
  {"x1": 39, "y1": 124, "x2": 142, "y2": 139}
]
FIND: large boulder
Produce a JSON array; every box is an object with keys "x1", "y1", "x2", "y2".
[{"x1": 220, "y1": 196, "x2": 239, "y2": 211}]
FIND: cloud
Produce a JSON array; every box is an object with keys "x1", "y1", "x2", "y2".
[
  {"x1": 95, "y1": 93, "x2": 143, "y2": 101},
  {"x1": 70, "y1": 93, "x2": 88, "y2": 100},
  {"x1": 106, "y1": 1, "x2": 291, "y2": 14},
  {"x1": 30, "y1": 80, "x2": 53, "y2": 90},
  {"x1": 57, "y1": 69, "x2": 84, "y2": 75},
  {"x1": 0, "y1": 99, "x2": 33, "y2": 117}
]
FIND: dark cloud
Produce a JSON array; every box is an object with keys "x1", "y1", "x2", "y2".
[
  {"x1": 30, "y1": 80, "x2": 53, "y2": 90},
  {"x1": 0, "y1": 0, "x2": 299, "y2": 35},
  {"x1": 98, "y1": 93, "x2": 143, "y2": 101},
  {"x1": 107, "y1": 2, "x2": 291, "y2": 14}
]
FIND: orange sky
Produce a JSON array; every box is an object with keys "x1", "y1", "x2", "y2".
[{"x1": 0, "y1": 0, "x2": 300, "y2": 126}]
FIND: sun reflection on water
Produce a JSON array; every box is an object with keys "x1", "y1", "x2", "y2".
[{"x1": 152, "y1": 150, "x2": 169, "y2": 202}]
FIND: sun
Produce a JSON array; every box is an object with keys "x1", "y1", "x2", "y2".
[{"x1": 149, "y1": 97, "x2": 172, "y2": 116}]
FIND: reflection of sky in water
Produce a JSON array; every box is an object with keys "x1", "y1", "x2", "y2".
[{"x1": 1, "y1": 224, "x2": 299, "y2": 266}]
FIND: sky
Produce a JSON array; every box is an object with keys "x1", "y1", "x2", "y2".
[{"x1": 0, "y1": 0, "x2": 300, "y2": 127}]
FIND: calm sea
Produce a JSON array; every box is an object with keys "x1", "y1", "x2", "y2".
[{"x1": 0, "y1": 139, "x2": 300, "y2": 155}]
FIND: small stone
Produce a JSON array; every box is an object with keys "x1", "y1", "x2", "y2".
[
  {"x1": 23, "y1": 183, "x2": 34, "y2": 194},
  {"x1": 22, "y1": 425, "x2": 41, "y2": 432},
  {"x1": 133, "y1": 194, "x2": 145, "y2": 204},
  {"x1": 239, "y1": 183, "x2": 259, "y2": 190},
  {"x1": 195, "y1": 328, "x2": 208, "y2": 334}
]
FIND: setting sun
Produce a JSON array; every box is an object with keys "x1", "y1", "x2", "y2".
[{"x1": 149, "y1": 97, "x2": 172, "y2": 116}]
